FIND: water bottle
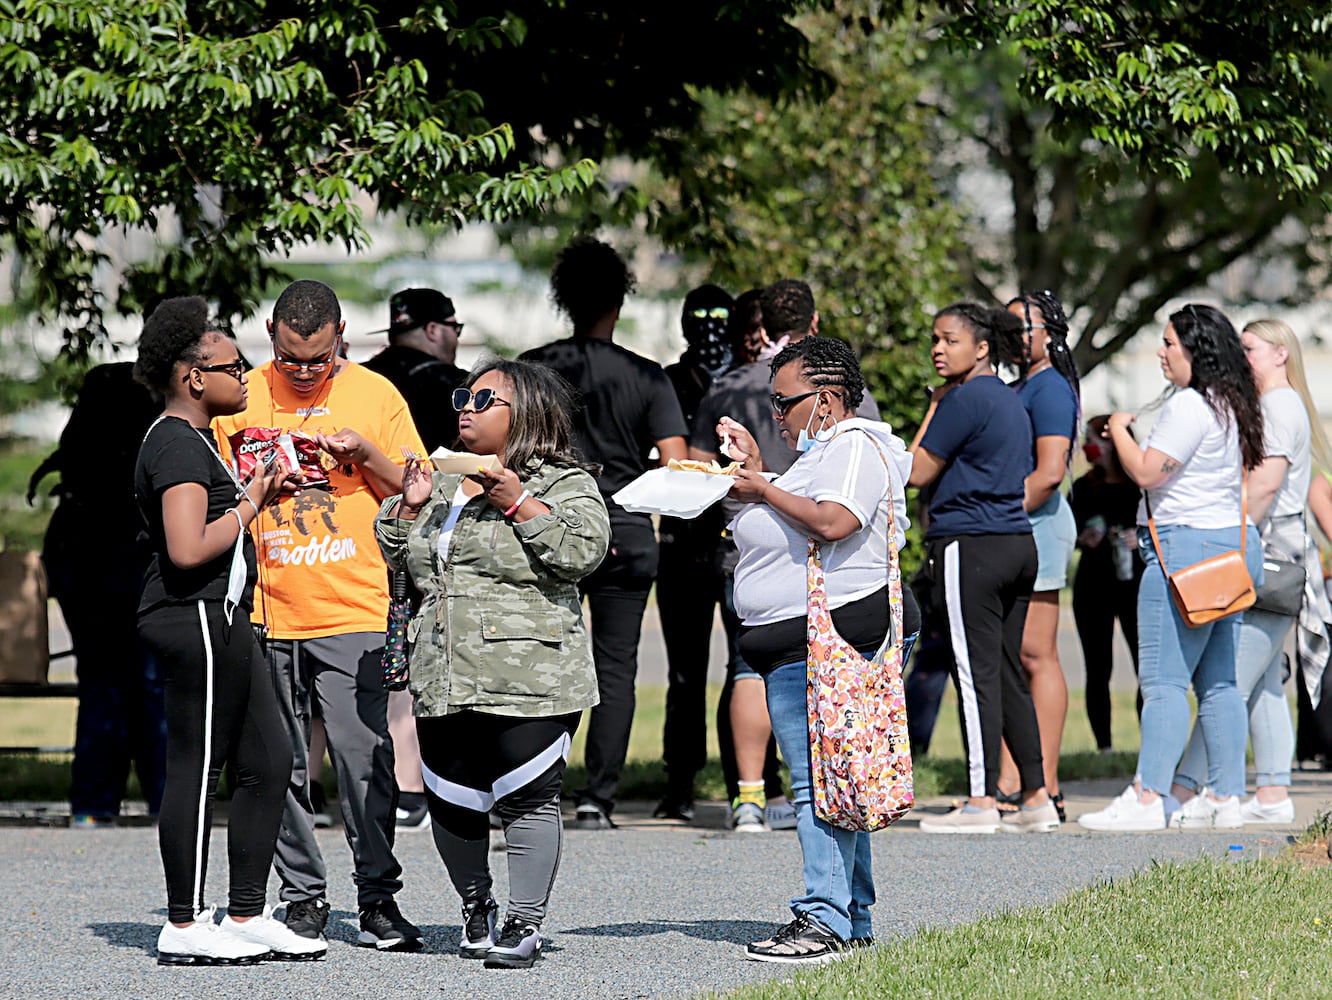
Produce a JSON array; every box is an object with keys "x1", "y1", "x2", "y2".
[{"x1": 1111, "y1": 527, "x2": 1135, "y2": 582}]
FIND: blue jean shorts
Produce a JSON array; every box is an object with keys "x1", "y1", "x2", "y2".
[{"x1": 1030, "y1": 492, "x2": 1076, "y2": 592}]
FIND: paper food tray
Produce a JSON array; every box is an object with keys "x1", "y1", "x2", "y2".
[
  {"x1": 612, "y1": 467, "x2": 735, "y2": 519},
  {"x1": 430, "y1": 448, "x2": 505, "y2": 475}
]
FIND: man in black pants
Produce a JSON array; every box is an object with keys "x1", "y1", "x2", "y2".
[
  {"x1": 520, "y1": 237, "x2": 688, "y2": 829},
  {"x1": 655, "y1": 284, "x2": 735, "y2": 821}
]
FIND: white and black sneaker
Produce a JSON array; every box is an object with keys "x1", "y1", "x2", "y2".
[
  {"x1": 357, "y1": 898, "x2": 423, "y2": 951},
  {"x1": 459, "y1": 896, "x2": 498, "y2": 959},
  {"x1": 573, "y1": 801, "x2": 614, "y2": 830},
  {"x1": 745, "y1": 911, "x2": 847, "y2": 965},
  {"x1": 484, "y1": 915, "x2": 543, "y2": 969},
  {"x1": 283, "y1": 897, "x2": 330, "y2": 941},
  {"x1": 220, "y1": 906, "x2": 327, "y2": 961},
  {"x1": 157, "y1": 907, "x2": 269, "y2": 966}
]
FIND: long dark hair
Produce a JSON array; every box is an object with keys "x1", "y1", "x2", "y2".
[
  {"x1": 1169, "y1": 303, "x2": 1264, "y2": 470},
  {"x1": 934, "y1": 302, "x2": 1026, "y2": 375},
  {"x1": 465, "y1": 359, "x2": 599, "y2": 479},
  {"x1": 1009, "y1": 290, "x2": 1082, "y2": 455}
]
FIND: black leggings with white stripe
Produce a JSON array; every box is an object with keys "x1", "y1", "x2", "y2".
[
  {"x1": 418, "y1": 710, "x2": 579, "y2": 926},
  {"x1": 927, "y1": 533, "x2": 1044, "y2": 799},
  {"x1": 139, "y1": 602, "x2": 290, "y2": 924}
]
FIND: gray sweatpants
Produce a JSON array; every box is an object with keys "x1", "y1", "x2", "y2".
[{"x1": 264, "y1": 632, "x2": 403, "y2": 907}]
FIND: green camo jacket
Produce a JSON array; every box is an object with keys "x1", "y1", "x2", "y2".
[{"x1": 374, "y1": 462, "x2": 610, "y2": 718}]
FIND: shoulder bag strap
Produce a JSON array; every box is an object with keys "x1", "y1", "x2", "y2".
[{"x1": 1145, "y1": 467, "x2": 1248, "y2": 574}]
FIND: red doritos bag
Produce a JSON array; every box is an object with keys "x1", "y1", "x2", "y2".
[{"x1": 228, "y1": 428, "x2": 331, "y2": 489}]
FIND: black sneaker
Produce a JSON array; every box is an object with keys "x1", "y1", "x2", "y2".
[
  {"x1": 573, "y1": 801, "x2": 615, "y2": 830},
  {"x1": 357, "y1": 898, "x2": 423, "y2": 951},
  {"x1": 745, "y1": 912, "x2": 846, "y2": 965},
  {"x1": 459, "y1": 896, "x2": 498, "y2": 959},
  {"x1": 283, "y1": 898, "x2": 330, "y2": 941},
  {"x1": 483, "y1": 915, "x2": 543, "y2": 969},
  {"x1": 652, "y1": 795, "x2": 696, "y2": 822}
]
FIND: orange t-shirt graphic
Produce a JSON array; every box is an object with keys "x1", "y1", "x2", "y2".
[{"x1": 216, "y1": 361, "x2": 426, "y2": 640}]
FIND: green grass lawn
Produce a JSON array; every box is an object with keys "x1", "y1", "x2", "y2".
[
  {"x1": 0, "y1": 683, "x2": 1143, "y2": 803},
  {"x1": 715, "y1": 853, "x2": 1332, "y2": 999}
]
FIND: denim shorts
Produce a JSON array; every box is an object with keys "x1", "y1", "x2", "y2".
[{"x1": 1030, "y1": 492, "x2": 1076, "y2": 592}]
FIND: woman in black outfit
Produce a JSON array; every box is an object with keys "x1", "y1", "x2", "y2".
[
  {"x1": 1070, "y1": 414, "x2": 1145, "y2": 751},
  {"x1": 133, "y1": 298, "x2": 320, "y2": 965}
]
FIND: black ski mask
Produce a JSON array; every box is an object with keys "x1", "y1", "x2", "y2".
[{"x1": 682, "y1": 284, "x2": 734, "y2": 379}]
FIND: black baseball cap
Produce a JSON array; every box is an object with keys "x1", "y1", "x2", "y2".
[{"x1": 371, "y1": 288, "x2": 456, "y2": 335}]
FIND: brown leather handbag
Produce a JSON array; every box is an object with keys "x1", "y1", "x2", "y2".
[{"x1": 1146, "y1": 471, "x2": 1255, "y2": 627}]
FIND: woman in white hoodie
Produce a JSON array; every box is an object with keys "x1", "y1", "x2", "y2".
[{"x1": 717, "y1": 336, "x2": 917, "y2": 965}]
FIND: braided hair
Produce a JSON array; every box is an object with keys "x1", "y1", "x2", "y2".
[
  {"x1": 769, "y1": 336, "x2": 865, "y2": 409},
  {"x1": 1009, "y1": 290, "x2": 1082, "y2": 449},
  {"x1": 934, "y1": 303, "x2": 1026, "y2": 375}
]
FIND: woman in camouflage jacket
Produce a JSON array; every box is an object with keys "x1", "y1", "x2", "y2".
[{"x1": 374, "y1": 358, "x2": 609, "y2": 969}]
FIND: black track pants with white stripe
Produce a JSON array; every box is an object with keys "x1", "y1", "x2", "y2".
[
  {"x1": 140, "y1": 601, "x2": 291, "y2": 924},
  {"x1": 926, "y1": 533, "x2": 1044, "y2": 799}
]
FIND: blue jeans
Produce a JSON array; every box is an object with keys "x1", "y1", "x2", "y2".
[
  {"x1": 1135, "y1": 524, "x2": 1262, "y2": 798},
  {"x1": 1175, "y1": 606, "x2": 1296, "y2": 791},
  {"x1": 764, "y1": 634, "x2": 916, "y2": 941}
]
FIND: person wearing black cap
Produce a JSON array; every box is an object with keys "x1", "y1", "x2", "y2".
[
  {"x1": 363, "y1": 288, "x2": 470, "y2": 833},
  {"x1": 363, "y1": 288, "x2": 469, "y2": 452},
  {"x1": 654, "y1": 285, "x2": 735, "y2": 821}
]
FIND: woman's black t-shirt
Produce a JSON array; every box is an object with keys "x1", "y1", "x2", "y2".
[{"x1": 135, "y1": 416, "x2": 257, "y2": 614}]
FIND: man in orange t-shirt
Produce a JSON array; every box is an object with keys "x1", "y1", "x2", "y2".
[{"x1": 215, "y1": 279, "x2": 426, "y2": 951}]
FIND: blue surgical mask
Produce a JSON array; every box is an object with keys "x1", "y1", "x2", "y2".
[{"x1": 795, "y1": 401, "x2": 836, "y2": 453}]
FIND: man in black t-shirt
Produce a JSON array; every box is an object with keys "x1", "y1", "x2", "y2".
[
  {"x1": 363, "y1": 288, "x2": 469, "y2": 452},
  {"x1": 520, "y1": 236, "x2": 688, "y2": 830}
]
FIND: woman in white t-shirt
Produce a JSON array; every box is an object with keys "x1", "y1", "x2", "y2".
[
  {"x1": 715, "y1": 337, "x2": 916, "y2": 965},
  {"x1": 1172, "y1": 319, "x2": 1332, "y2": 824},
  {"x1": 1079, "y1": 304, "x2": 1264, "y2": 832}
]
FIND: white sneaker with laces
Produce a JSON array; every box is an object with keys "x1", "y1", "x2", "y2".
[
  {"x1": 220, "y1": 905, "x2": 328, "y2": 960},
  {"x1": 1077, "y1": 786, "x2": 1165, "y2": 831},
  {"x1": 1169, "y1": 793, "x2": 1243, "y2": 830},
  {"x1": 157, "y1": 906, "x2": 270, "y2": 966},
  {"x1": 1239, "y1": 795, "x2": 1296, "y2": 825}
]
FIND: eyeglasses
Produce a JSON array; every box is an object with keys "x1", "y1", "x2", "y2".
[
  {"x1": 187, "y1": 361, "x2": 246, "y2": 382},
  {"x1": 452, "y1": 387, "x2": 512, "y2": 413},
  {"x1": 770, "y1": 389, "x2": 820, "y2": 416},
  {"x1": 689, "y1": 307, "x2": 730, "y2": 320},
  {"x1": 440, "y1": 319, "x2": 465, "y2": 335},
  {"x1": 273, "y1": 339, "x2": 339, "y2": 375}
]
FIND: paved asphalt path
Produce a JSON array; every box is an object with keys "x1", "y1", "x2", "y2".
[{"x1": 1, "y1": 794, "x2": 1308, "y2": 1000}]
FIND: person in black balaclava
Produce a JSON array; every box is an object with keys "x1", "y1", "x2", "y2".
[{"x1": 655, "y1": 284, "x2": 736, "y2": 821}]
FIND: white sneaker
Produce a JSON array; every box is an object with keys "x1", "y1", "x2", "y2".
[
  {"x1": 918, "y1": 804, "x2": 1001, "y2": 834},
  {"x1": 157, "y1": 907, "x2": 270, "y2": 966},
  {"x1": 1169, "y1": 793, "x2": 1243, "y2": 830},
  {"x1": 999, "y1": 799, "x2": 1060, "y2": 833},
  {"x1": 220, "y1": 905, "x2": 328, "y2": 961},
  {"x1": 1239, "y1": 795, "x2": 1296, "y2": 825},
  {"x1": 765, "y1": 800, "x2": 797, "y2": 831},
  {"x1": 1077, "y1": 786, "x2": 1165, "y2": 831}
]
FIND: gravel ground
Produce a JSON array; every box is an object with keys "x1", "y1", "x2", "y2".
[{"x1": 0, "y1": 801, "x2": 1288, "y2": 1000}]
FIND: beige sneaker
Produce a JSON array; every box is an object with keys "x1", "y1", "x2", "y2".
[
  {"x1": 999, "y1": 799, "x2": 1060, "y2": 833},
  {"x1": 918, "y1": 804, "x2": 1001, "y2": 834}
]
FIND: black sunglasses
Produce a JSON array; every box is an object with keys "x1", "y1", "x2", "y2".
[
  {"x1": 441, "y1": 320, "x2": 465, "y2": 335},
  {"x1": 452, "y1": 387, "x2": 512, "y2": 413},
  {"x1": 770, "y1": 389, "x2": 820, "y2": 417},
  {"x1": 187, "y1": 361, "x2": 246, "y2": 382}
]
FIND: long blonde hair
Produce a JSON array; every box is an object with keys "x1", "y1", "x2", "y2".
[{"x1": 1244, "y1": 318, "x2": 1332, "y2": 476}]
